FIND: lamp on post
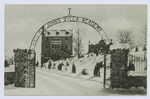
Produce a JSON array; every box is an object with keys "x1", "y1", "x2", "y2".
[{"x1": 98, "y1": 39, "x2": 108, "y2": 88}]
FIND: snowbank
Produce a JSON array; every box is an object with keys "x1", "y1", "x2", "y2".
[
  {"x1": 4, "y1": 65, "x2": 15, "y2": 72},
  {"x1": 129, "y1": 51, "x2": 146, "y2": 58},
  {"x1": 110, "y1": 43, "x2": 129, "y2": 50}
]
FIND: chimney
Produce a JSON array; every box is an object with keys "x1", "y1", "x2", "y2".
[
  {"x1": 110, "y1": 39, "x2": 112, "y2": 44},
  {"x1": 89, "y1": 40, "x2": 90, "y2": 45}
]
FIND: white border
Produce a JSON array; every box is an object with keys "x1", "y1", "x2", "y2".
[{"x1": 1, "y1": 0, "x2": 149, "y2": 99}]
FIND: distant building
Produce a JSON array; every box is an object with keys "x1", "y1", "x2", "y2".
[
  {"x1": 41, "y1": 30, "x2": 73, "y2": 64},
  {"x1": 88, "y1": 39, "x2": 112, "y2": 54},
  {"x1": 88, "y1": 42, "x2": 98, "y2": 53}
]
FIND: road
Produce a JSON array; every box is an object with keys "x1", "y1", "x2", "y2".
[
  {"x1": 4, "y1": 67, "x2": 147, "y2": 96},
  {"x1": 36, "y1": 68, "x2": 104, "y2": 96}
]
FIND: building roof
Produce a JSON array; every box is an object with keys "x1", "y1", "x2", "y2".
[
  {"x1": 110, "y1": 43, "x2": 129, "y2": 50},
  {"x1": 44, "y1": 30, "x2": 73, "y2": 37}
]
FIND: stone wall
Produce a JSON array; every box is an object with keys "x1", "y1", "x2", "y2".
[{"x1": 5, "y1": 72, "x2": 15, "y2": 85}]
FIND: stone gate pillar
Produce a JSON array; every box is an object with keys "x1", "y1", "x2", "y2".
[
  {"x1": 110, "y1": 44, "x2": 129, "y2": 88},
  {"x1": 14, "y1": 49, "x2": 35, "y2": 88}
]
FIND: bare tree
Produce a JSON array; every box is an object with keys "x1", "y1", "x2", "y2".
[
  {"x1": 5, "y1": 47, "x2": 14, "y2": 65},
  {"x1": 73, "y1": 27, "x2": 85, "y2": 58},
  {"x1": 138, "y1": 25, "x2": 147, "y2": 61},
  {"x1": 117, "y1": 30, "x2": 133, "y2": 43},
  {"x1": 8, "y1": 56, "x2": 14, "y2": 65},
  {"x1": 117, "y1": 30, "x2": 134, "y2": 50},
  {"x1": 137, "y1": 25, "x2": 147, "y2": 50}
]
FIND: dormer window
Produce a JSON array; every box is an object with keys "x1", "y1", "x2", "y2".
[
  {"x1": 47, "y1": 32, "x2": 50, "y2": 35},
  {"x1": 65, "y1": 32, "x2": 69, "y2": 35},
  {"x1": 56, "y1": 32, "x2": 59, "y2": 35}
]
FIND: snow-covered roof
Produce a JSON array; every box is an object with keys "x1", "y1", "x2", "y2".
[
  {"x1": 91, "y1": 42, "x2": 97, "y2": 45},
  {"x1": 113, "y1": 40, "x2": 119, "y2": 44},
  {"x1": 105, "y1": 40, "x2": 110, "y2": 44},
  {"x1": 110, "y1": 43, "x2": 129, "y2": 50},
  {"x1": 44, "y1": 30, "x2": 73, "y2": 37}
]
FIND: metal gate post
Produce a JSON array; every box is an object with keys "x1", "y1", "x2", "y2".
[{"x1": 103, "y1": 52, "x2": 106, "y2": 88}]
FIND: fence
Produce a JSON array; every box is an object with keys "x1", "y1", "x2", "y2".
[{"x1": 128, "y1": 54, "x2": 147, "y2": 71}]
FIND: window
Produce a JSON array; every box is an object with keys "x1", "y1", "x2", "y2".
[
  {"x1": 58, "y1": 54, "x2": 60, "y2": 58},
  {"x1": 47, "y1": 32, "x2": 50, "y2": 35},
  {"x1": 58, "y1": 45, "x2": 60, "y2": 48},
  {"x1": 66, "y1": 37, "x2": 68, "y2": 41},
  {"x1": 47, "y1": 53, "x2": 49, "y2": 57},
  {"x1": 52, "y1": 45, "x2": 54, "y2": 48},
  {"x1": 47, "y1": 37, "x2": 48, "y2": 41},
  {"x1": 66, "y1": 45, "x2": 67, "y2": 49},
  {"x1": 52, "y1": 54, "x2": 53, "y2": 58},
  {"x1": 55, "y1": 45, "x2": 57, "y2": 49},
  {"x1": 55, "y1": 38, "x2": 60, "y2": 41},
  {"x1": 56, "y1": 32, "x2": 59, "y2": 35},
  {"x1": 47, "y1": 45, "x2": 49, "y2": 49},
  {"x1": 66, "y1": 32, "x2": 69, "y2": 35}
]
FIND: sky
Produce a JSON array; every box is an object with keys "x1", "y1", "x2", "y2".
[{"x1": 4, "y1": 4, "x2": 147, "y2": 62}]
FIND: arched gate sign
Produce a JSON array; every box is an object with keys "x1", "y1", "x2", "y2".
[
  {"x1": 26, "y1": 10, "x2": 110, "y2": 88},
  {"x1": 30, "y1": 14, "x2": 109, "y2": 51}
]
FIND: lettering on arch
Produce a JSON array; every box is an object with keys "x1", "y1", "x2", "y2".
[
  {"x1": 30, "y1": 15, "x2": 109, "y2": 50},
  {"x1": 43, "y1": 16, "x2": 103, "y2": 33}
]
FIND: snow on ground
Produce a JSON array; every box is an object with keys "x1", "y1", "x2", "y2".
[
  {"x1": 129, "y1": 51, "x2": 146, "y2": 58},
  {"x1": 129, "y1": 51, "x2": 147, "y2": 71},
  {"x1": 5, "y1": 67, "x2": 146, "y2": 96},
  {"x1": 4, "y1": 53, "x2": 147, "y2": 96},
  {"x1": 4, "y1": 65, "x2": 15, "y2": 72}
]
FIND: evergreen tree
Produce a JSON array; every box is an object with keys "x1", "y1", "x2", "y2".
[
  {"x1": 135, "y1": 46, "x2": 138, "y2": 52},
  {"x1": 4, "y1": 59, "x2": 9, "y2": 67},
  {"x1": 143, "y1": 45, "x2": 146, "y2": 51}
]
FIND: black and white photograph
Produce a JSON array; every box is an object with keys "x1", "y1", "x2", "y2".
[{"x1": 3, "y1": 3, "x2": 148, "y2": 96}]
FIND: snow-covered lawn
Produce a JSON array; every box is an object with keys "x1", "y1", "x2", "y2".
[
  {"x1": 4, "y1": 67, "x2": 146, "y2": 96},
  {"x1": 129, "y1": 51, "x2": 146, "y2": 59},
  {"x1": 4, "y1": 65, "x2": 15, "y2": 72},
  {"x1": 4, "y1": 53, "x2": 147, "y2": 96}
]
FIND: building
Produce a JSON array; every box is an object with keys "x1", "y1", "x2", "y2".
[
  {"x1": 88, "y1": 42, "x2": 98, "y2": 53},
  {"x1": 88, "y1": 39, "x2": 112, "y2": 54},
  {"x1": 41, "y1": 30, "x2": 73, "y2": 63}
]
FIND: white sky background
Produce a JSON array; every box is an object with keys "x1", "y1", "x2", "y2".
[{"x1": 4, "y1": 4, "x2": 147, "y2": 63}]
